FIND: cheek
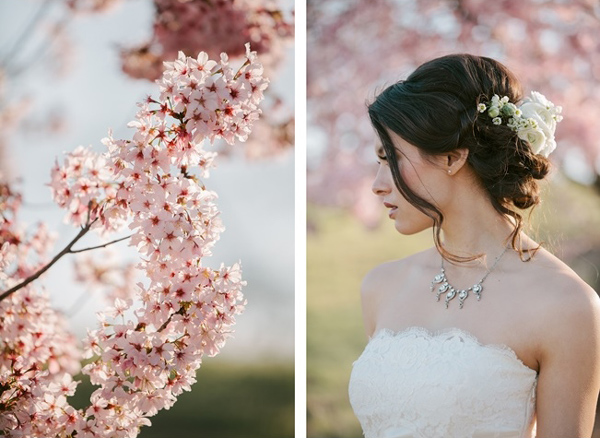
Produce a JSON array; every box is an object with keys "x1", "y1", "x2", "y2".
[
  {"x1": 399, "y1": 161, "x2": 445, "y2": 205},
  {"x1": 400, "y1": 166, "x2": 419, "y2": 191},
  {"x1": 397, "y1": 162, "x2": 428, "y2": 200}
]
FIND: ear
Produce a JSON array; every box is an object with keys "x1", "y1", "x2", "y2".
[{"x1": 444, "y1": 148, "x2": 469, "y2": 175}]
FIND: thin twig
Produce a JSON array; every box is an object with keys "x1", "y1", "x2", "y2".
[
  {"x1": 0, "y1": 215, "x2": 132, "y2": 302},
  {"x1": 0, "y1": 224, "x2": 92, "y2": 302},
  {"x1": 8, "y1": 14, "x2": 72, "y2": 78},
  {"x1": 69, "y1": 234, "x2": 132, "y2": 254},
  {"x1": 0, "y1": 0, "x2": 55, "y2": 67}
]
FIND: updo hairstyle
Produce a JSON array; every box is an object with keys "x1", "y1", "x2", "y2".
[{"x1": 368, "y1": 54, "x2": 550, "y2": 262}]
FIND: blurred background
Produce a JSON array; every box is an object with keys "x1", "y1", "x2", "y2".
[
  {"x1": 0, "y1": 0, "x2": 294, "y2": 436},
  {"x1": 307, "y1": 1, "x2": 600, "y2": 436}
]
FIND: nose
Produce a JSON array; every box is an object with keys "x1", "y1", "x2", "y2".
[{"x1": 372, "y1": 165, "x2": 392, "y2": 197}]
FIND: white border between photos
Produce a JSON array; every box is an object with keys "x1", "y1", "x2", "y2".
[{"x1": 295, "y1": 0, "x2": 307, "y2": 436}]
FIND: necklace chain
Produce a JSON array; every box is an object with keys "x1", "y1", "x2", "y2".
[{"x1": 430, "y1": 246, "x2": 509, "y2": 309}]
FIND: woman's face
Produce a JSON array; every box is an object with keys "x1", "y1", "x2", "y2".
[{"x1": 371, "y1": 131, "x2": 448, "y2": 235}]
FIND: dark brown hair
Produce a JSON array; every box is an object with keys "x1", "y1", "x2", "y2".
[{"x1": 368, "y1": 54, "x2": 549, "y2": 262}]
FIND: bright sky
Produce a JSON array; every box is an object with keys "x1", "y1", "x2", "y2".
[{"x1": 1, "y1": 0, "x2": 295, "y2": 360}]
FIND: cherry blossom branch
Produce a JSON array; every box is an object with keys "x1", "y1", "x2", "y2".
[
  {"x1": 0, "y1": 222, "x2": 93, "y2": 302},
  {"x1": 69, "y1": 234, "x2": 132, "y2": 254},
  {"x1": 2, "y1": 45, "x2": 262, "y2": 437},
  {"x1": 0, "y1": 224, "x2": 131, "y2": 302}
]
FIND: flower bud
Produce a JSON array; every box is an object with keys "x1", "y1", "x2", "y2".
[
  {"x1": 501, "y1": 103, "x2": 516, "y2": 116},
  {"x1": 488, "y1": 107, "x2": 500, "y2": 118}
]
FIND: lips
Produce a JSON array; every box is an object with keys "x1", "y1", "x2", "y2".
[{"x1": 383, "y1": 201, "x2": 398, "y2": 218}]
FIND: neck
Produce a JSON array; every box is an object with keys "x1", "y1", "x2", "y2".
[{"x1": 438, "y1": 183, "x2": 516, "y2": 262}]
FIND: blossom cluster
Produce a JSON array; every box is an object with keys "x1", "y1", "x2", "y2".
[
  {"x1": 49, "y1": 145, "x2": 125, "y2": 233},
  {"x1": 0, "y1": 177, "x2": 81, "y2": 435},
  {"x1": 0, "y1": 287, "x2": 81, "y2": 435},
  {"x1": 478, "y1": 92, "x2": 563, "y2": 157},
  {"x1": 1, "y1": 45, "x2": 266, "y2": 436},
  {"x1": 118, "y1": 0, "x2": 294, "y2": 161},
  {"x1": 0, "y1": 179, "x2": 56, "y2": 287},
  {"x1": 121, "y1": 0, "x2": 293, "y2": 81}
]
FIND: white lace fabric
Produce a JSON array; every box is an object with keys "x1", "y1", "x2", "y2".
[{"x1": 349, "y1": 327, "x2": 538, "y2": 438}]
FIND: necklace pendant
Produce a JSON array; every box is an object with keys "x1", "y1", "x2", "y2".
[
  {"x1": 435, "y1": 282, "x2": 449, "y2": 301},
  {"x1": 430, "y1": 271, "x2": 445, "y2": 292},
  {"x1": 472, "y1": 283, "x2": 483, "y2": 300},
  {"x1": 432, "y1": 273, "x2": 445, "y2": 284},
  {"x1": 444, "y1": 288, "x2": 457, "y2": 309},
  {"x1": 458, "y1": 290, "x2": 468, "y2": 309}
]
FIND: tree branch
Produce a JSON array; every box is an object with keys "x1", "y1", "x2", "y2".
[
  {"x1": 69, "y1": 234, "x2": 132, "y2": 254},
  {"x1": 0, "y1": 218, "x2": 133, "y2": 302},
  {"x1": 0, "y1": 196, "x2": 134, "y2": 301},
  {"x1": 0, "y1": 223, "x2": 92, "y2": 302}
]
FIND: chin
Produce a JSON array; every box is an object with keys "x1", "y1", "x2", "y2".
[{"x1": 393, "y1": 218, "x2": 432, "y2": 236}]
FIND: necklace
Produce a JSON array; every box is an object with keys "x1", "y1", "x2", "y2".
[{"x1": 430, "y1": 246, "x2": 509, "y2": 309}]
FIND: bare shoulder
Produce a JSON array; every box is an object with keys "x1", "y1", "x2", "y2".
[
  {"x1": 527, "y1": 248, "x2": 600, "y2": 435},
  {"x1": 360, "y1": 248, "x2": 435, "y2": 337},
  {"x1": 531, "y1": 249, "x2": 599, "y2": 315},
  {"x1": 528, "y1": 248, "x2": 600, "y2": 356},
  {"x1": 361, "y1": 258, "x2": 407, "y2": 298},
  {"x1": 361, "y1": 247, "x2": 434, "y2": 300}
]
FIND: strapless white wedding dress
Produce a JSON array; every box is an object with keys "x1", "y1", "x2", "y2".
[{"x1": 349, "y1": 327, "x2": 538, "y2": 438}]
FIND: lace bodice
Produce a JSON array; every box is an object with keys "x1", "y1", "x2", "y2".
[{"x1": 349, "y1": 327, "x2": 538, "y2": 438}]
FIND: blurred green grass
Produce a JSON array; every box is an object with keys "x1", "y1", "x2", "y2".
[
  {"x1": 70, "y1": 360, "x2": 294, "y2": 438},
  {"x1": 307, "y1": 176, "x2": 600, "y2": 437},
  {"x1": 307, "y1": 205, "x2": 432, "y2": 437}
]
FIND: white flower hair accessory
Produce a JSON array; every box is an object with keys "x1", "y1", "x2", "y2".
[{"x1": 478, "y1": 91, "x2": 563, "y2": 157}]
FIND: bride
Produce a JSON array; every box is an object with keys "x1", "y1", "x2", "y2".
[{"x1": 348, "y1": 54, "x2": 600, "y2": 437}]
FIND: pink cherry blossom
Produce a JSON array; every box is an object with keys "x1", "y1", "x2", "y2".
[
  {"x1": 118, "y1": 0, "x2": 294, "y2": 161},
  {"x1": 1, "y1": 45, "x2": 263, "y2": 436}
]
